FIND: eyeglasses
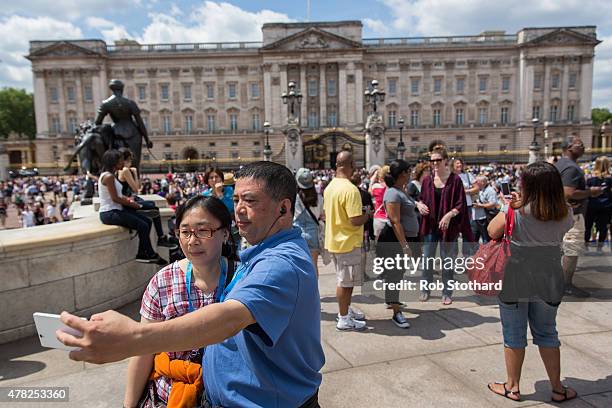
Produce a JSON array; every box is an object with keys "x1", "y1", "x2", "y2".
[
  {"x1": 176, "y1": 226, "x2": 223, "y2": 240},
  {"x1": 429, "y1": 158, "x2": 443, "y2": 163}
]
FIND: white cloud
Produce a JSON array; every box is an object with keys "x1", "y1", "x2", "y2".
[
  {"x1": 139, "y1": 1, "x2": 293, "y2": 43},
  {"x1": 1, "y1": 0, "x2": 141, "y2": 21},
  {"x1": 0, "y1": 15, "x2": 82, "y2": 90},
  {"x1": 593, "y1": 36, "x2": 612, "y2": 109},
  {"x1": 86, "y1": 16, "x2": 131, "y2": 43},
  {"x1": 169, "y1": 3, "x2": 183, "y2": 17},
  {"x1": 363, "y1": 18, "x2": 390, "y2": 36}
]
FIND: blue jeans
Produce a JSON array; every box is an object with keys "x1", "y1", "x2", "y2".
[
  {"x1": 421, "y1": 231, "x2": 458, "y2": 297},
  {"x1": 100, "y1": 209, "x2": 154, "y2": 257},
  {"x1": 498, "y1": 299, "x2": 560, "y2": 349}
]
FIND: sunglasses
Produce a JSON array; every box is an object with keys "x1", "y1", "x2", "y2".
[{"x1": 429, "y1": 158, "x2": 443, "y2": 163}]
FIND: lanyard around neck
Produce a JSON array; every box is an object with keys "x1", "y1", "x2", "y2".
[{"x1": 185, "y1": 259, "x2": 227, "y2": 312}]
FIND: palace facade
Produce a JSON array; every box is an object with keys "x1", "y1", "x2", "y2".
[{"x1": 24, "y1": 21, "x2": 601, "y2": 171}]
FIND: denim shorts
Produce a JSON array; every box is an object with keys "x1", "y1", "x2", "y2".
[
  {"x1": 298, "y1": 223, "x2": 320, "y2": 251},
  {"x1": 498, "y1": 299, "x2": 560, "y2": 349}
]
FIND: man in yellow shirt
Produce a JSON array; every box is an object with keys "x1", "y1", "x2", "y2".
[{"x1": 324, "y1": 151, "x2": 371, "y2": 331}]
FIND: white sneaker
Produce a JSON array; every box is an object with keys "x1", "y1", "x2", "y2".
[
  {"x1": 349, "y1": 306, "x2": 365, "y2": 320},
  {"x1": 336, "y1": 316, "x2": 367, "y2": 331},
  {"x1": 392, "y1": 312, "x2": 410, "y2": 329}
]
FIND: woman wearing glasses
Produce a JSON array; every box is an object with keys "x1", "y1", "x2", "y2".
[
  {"x1": 417, "y1": 146, "x2": 473, "y2": 305},
  {"x1": 123, "y1": 195, "x2": 236, "y2": 408}
]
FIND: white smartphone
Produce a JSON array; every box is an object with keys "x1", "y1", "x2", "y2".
[
  {"x1": 33, "y1": 312, "x2": 86, "y2": 351},
  {"x1": 501, "y1": 182, "x2": 511, "y2": 198}
]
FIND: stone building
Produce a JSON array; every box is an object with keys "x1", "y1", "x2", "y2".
[{"x1": 25, "y1": 21, "x2": 600, "y2": 172}]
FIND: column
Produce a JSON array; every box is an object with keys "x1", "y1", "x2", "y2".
[
  {"x1": 300, "y1": 64, "x2": 307, "y2": 127},
  {"x1": 263, "y1": 63, "x2": 273, "y2": 124},
  {"x1": 319, "y1": 63, "x2": 327, "y2": 127},
  {"x1": 99, "y1": 63, "x2": 108, "y2": 103},
  {"x1": 579, "y1": 55, "x2": 594, "y2": 122},
  {"x1": 56, "y1": 70, "x2": 67, "y2": 133},
  {"x1": 355, "y1": 62, "x2": 364, "y2": 125},
  {"x1": 74, "y1": 69, "x2": 85, "y2": 121},
  {"x1": 280, "y1": 63, "x2": 288, "y2": 123},
  {"x1": 347, "y1": 62, "x2": 356, "y2": 125},
  {"x1": 561, "y1": 60, "x2": 570, "y2": 120},
  {"x1": 33, "y1": 69, "x2": 48, "y2": 137},
  {"x1": 338, "y1": 62, "x2": 347, "y2": 127},
  {"x1": 518, "y1": 52, "x2": 534, "y2": 125},
  {"x1": 271, "y1": 64, "x2": 282, "y2": 128},
  {"x1": 542, "y1": 60, "x2": 551, "y2": 122}
]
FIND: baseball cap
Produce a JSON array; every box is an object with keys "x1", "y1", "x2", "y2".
[{"x1": 295, "y1": 168, "x2": 314, "y2": 189}]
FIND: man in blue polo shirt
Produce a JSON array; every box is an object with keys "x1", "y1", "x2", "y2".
[{"x1": 58, "y1": 161, "x2": 325, "y2": 407}]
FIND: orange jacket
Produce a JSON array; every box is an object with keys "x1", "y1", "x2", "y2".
[{"x1": 150, "y1": 352, "x2": 203, "y2": 408}]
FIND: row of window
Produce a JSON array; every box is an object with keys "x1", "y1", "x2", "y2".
[
  {"x1": 384, "y1": 76, "x2": 512, "y2": 97},
  {"x1": 532, "y1": 104, "x2": 577, "y2": 122},
  {"x1": 49, "y1": 86, "x2": 93, "y2": 104},
  {"x1": 142, "y1": 82, "x2": 260, "y2": 102},
  {"x1": 384, "y1": 106, "x2": 512, "y2": 128},
  {"x1": 533, "y1": 72, "x2": 578, "y2": 91}
]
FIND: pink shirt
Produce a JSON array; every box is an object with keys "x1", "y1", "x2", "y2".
[{"x1": 371, "y1": 183, "x2": 387, "y2": 219}]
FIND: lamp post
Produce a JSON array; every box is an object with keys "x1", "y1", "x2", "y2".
[
  {"x1": 529, "y1": 117, "x2": 540, "y2": 164},
  {"x1": 397, "y1": 117, "x2": 406, "y2": 159},
  {"x1": 364, "y1": 79, "x2": 386, "y2": 114},
  {"x1": 281, "y1": 81, "x2": 303, "y2": 120},
  {"x1": 601, "y1": 120, "x2": 610, "y2": 153},
  {"x1": 263, "y1": 121, "x2": 272, "y2": 161}
]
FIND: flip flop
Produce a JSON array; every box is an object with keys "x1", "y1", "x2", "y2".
[
  {"x1": 551, "y1": 386, "x2": 577, "y2": 403},
  {"x1": 487, "y1": 382, "x2": 521, "y2": 402}
]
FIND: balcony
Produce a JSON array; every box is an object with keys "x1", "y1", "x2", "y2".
[
  {"x1": 363, "y1": 34, "x2": 517, "y2": 49},
  {"x1": 106, "y1": 41, "x2": 263, "y2": 54}
]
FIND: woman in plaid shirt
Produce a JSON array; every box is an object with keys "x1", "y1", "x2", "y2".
[{"x1": 123, "y1": 195, "x2": 235, "y2": 408}]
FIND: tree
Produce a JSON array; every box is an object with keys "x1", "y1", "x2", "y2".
[
  {"x1": 592, "y1": 107, "x2": 612, "y2": 128},
  {"x1": 0, "y1": 88, "x2": 36, "y2": 139}
]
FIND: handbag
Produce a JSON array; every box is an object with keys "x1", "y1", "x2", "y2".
[{"x1": 467, "y1": 206, "x2": 515, "y2": 296}]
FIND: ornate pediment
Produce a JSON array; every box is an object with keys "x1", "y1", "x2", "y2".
[
  {"x1": 262, "y1": 27, "x2": 362, "y2": 52},
  {"x1": 524, "y1": 28, "x2": 601, "y2": 47},
  {"x1": 27, "y1": 41, "x2": 103, "y2": 59}
]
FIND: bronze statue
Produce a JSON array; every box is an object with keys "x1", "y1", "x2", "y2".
[{"x1": 94, "y1": 79, "x2": 153, "y2": 172}]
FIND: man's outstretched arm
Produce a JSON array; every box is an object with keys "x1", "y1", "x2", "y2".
[{"x1": 57, "y1": 300, "x2": 254, "y2": 364}]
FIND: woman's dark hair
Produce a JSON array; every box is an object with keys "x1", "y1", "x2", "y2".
[
  {"x1": 384, "y1": 159, "x2": 410, "y2": 188},
  {"x1": 299, "y1": 187, "x2": 318, "y2": 208},
  {"x1": 204, "y1": 168, "x2": 224, "y2": 187},
  {"x1": 520, "y1": 161, "x2": 568, "y2": 221},
  {"x1": 101, "y1": 149, "x2": 123, "y2": 173},
  {"x1": 175, "y1": 195, "x2": 237, "y2": 260},
  {"x1": 430, "y1": 145, "x2": 449, "y2": 160},
  {"x1": 428, "y1": 139, "x2": 446, "y2": 153},
  {"x1": 118, "y1": 147, "x2": 133, "y2": 161}
]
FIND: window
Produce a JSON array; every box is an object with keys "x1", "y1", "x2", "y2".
[
  {"x1": 456, "y1": 78, "x2": 465, "y2": 93},
  {"x1": 206, "y1": 84, "x2": 215, "y2": 99},
  {"x1": 231, "y1": 141, "x2": 238, "y2": 147},
  {"x1": 231, "y1": 152, "x2": 239, "y2": 159},
  {"x1": 138, "y1": 85, "x2": 146, "y2": 101},
  {"x1": 433, "y1": 78, "x2": 442, "y2": 94},
  {"x1": 501, "y1": 107, "x2": 509, "y2": 124},
  {"x1": 388, "y1": 110, "x2": 396, "y2": 128},
  {"x1": 568, "y1": 105, "x2": 575, "y2": 121},
  {"x1": 250, "y1": 83, "x2": 260, "y2": 98},
  {"x1": 502, "y1": 76, "x2": 510, "y2": 92},
  {"x1": 456, "y1": 135, "x2": 464, "y2": 141},
  {"x1": 455, "y1": 108, "x2": 464, "y2": 125},
  {"x1": 184, "y1": 115, "x2": 193, "y2": 134},
  {"x1": 209, "y1": 142, "x2": 216, "y2": 147},
  {"x1": 65, "y1": 87, "x2": 75, "y2": 103},
  {"x1": 228, "y1": 84, "x2": 237, "y2": 99},
  {"x1": 252, "y1": 113, "x2": 260, "y2": 131},
  {"x1": 327, "y1": 79, "x2": 336, "y2": 96},
  {"x1": 411, "y1": 78, "x2": 420, "y2": 95},
  {"x1": 479, "y1": 107, "x2": 488, "y2": 124},
  {"x1": 162, "y1": 115, "x2": 172, "y2": 133},
  {"x1": 160, "y1": 84, "x2": 169, "y2": 101},
  {"x1": 411, "y1": 136, "x2": 419, "y2": 142},
  {"x1": 478, "y1": 135, "x2": 486, "y2": 140},
  {"x1": 230, "y1": 114, "x2": 238, "y2": 131},
  {"x1": 433, "y1": 109, "x2": 441, "y2": 127},
  {"x1": 477, "y1": 144, "x2": 486, "y2": 153},
  {"x1": 550, "y1": 105, "x2": 559, "y2": 122},
  {"x1": 253, "y1": 141, "x2": 260, "y2": 146},
  {"x1": 532, "y1": 105, "x2": 540, "y2": 120},
  {"x1": 534, "y1": 74, "x2": 543, "y2": 90},
  {"x1": 569, "y1": 72, "x2": 577, "y2": 89},
  {"x1": 328, "y1": 111, "x2": 337, "y2": 127},
  {"x1": 183, "y1": 84, "x2": 192, "y2": 101},
  {"x1": 479, "y1": 77, "x2": 487, "y2": 92},
  {"x1": 49, "y1": 87, "x2": 59, "y2": 103},
  {"x1": 68, "y1": 117, "x2": 78, "y2": 133},
  {"x1": 388, "y1": 79, "x2": 397, "y2": 95},
  {"x1": 308, "y1": 80, "x2": 318, "y2": 97},
  {"x1": 410, "y1": 110, "x2": 419, "y2": 127},
  {"x1": 84, "y1": 86, "x2": 93, "y2": 102},
  {"x1": 551, "y1": 74, "x2": 560, "y2": 90},
  {"x1": 500, "y1": 145, "x2": 508, "y2": 152},
  {"x1": 207, "y1": 115, "x2": 215, "y2": 132},
  {"x1": 308, "y1": 111, "x2": 318, "y2": 128},
  {"x1": 51, "y1": 117, "x2": 61, "y2": 133}
]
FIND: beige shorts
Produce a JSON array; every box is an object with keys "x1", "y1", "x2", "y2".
[
  {"x1": 332, "y1": 247, "x2": 363, "y2": 288},
  {"x1": 563, "y1": 213, "x2": 585, "y2": 257}
]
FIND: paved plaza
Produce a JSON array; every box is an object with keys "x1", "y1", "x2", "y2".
[{"x1": 1, "y1": 248, "x2": 611, "y2": 407}]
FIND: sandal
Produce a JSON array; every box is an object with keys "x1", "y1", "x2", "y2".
[
  {"x1": 487, "y1": 382, "x2": 521, "y2": 402},
  {"x1": 551, "y1": 386, "x2": 577, "y2": 403}
]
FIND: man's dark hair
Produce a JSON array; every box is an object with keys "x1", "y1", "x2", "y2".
[
  {"x1": 101, "y1": 149, "x2": 122, "y2": 173},
  {"x1": 235, "y1": 161, "x2": 297, "y2": 214}
]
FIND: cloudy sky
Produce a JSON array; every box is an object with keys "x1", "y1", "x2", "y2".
[{"x1": 1, "y1": 0, "x2": 610, "y2": 108}]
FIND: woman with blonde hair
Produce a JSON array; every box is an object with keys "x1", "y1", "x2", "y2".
[{"x1": 584, "y1": 156, "x2": 612, "y2": 249}]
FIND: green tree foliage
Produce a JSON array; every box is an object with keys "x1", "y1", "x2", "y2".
[
  {"x1": 592, "y1": 107, "x2": 612, "y2": 128},
  {"x1": 0, "y1": 88, "x2": 36, "y2": 139}
]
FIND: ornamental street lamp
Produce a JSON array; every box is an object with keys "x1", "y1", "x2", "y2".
[
  {"x1": 529, "y1": 117, "x2": 540, "y2": 164},
  {"x1": 531, "y1": 117, "x2": 539, "y2": 145},
  {"x1": 364, "y1": 79, "x2": 386, "y2": 114},
  {"x1": 281, "y1": 81, "x2": 303, "y2": 119},
  {"x1": 397, "y1": 117, "x2": 406, "y2": 159},
  {"x1": 263, "y1": 121, "x2": 272, "y2": 161}
]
